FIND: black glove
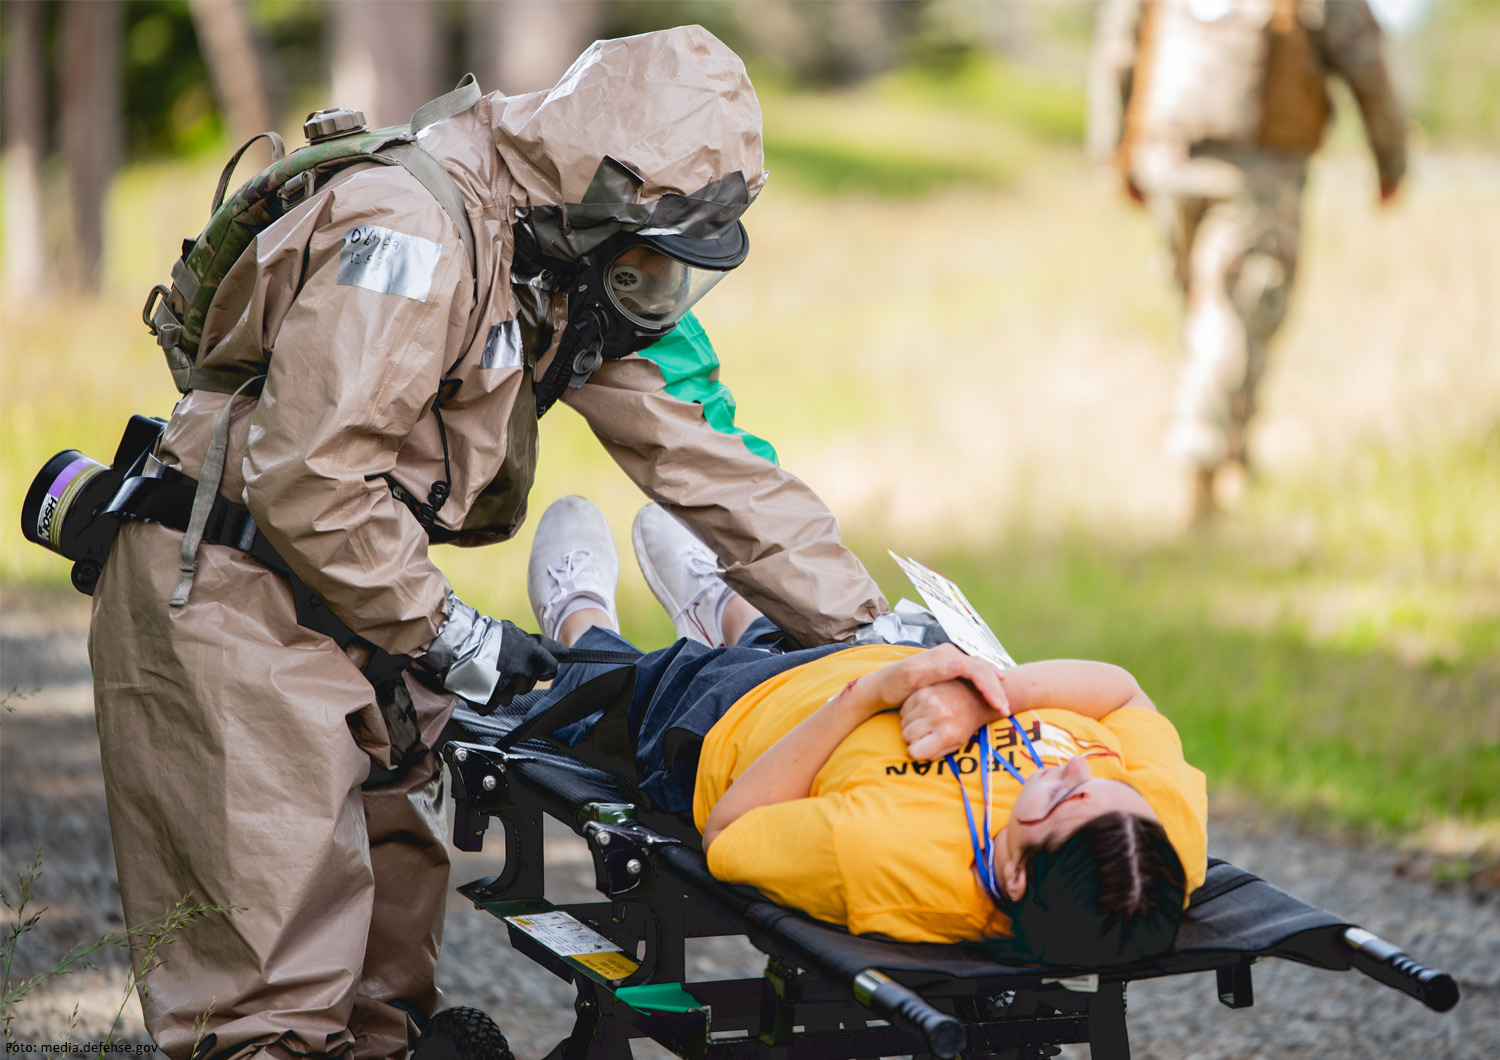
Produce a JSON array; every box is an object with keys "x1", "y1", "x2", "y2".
[
  {"x1": 420, "y1": 593, "x2": 562, "y2": 715},
  {"x1": 489, "y1": 621, "x2": 563, "y2": 709}
]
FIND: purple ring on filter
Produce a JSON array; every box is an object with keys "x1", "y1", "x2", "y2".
[
  {"x1": 45, "y1": 456, "x2": 97, "y2": 502},
  {"x1": 39, "y1": 456, "x2": 107, "y2": 548}
]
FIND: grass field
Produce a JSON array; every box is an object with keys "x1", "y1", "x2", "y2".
[{"x1": 2, "y1": 75, "x2": 1496, "y2": 854}]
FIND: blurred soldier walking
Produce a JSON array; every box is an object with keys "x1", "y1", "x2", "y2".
[{"x1": 1088, "y1": 0, "x2": 1406, "y2": 522}]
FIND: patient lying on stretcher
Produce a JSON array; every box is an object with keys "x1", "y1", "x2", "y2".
[{"x1": 523, "y1": 497, "x2": 1209, "y2": 966}]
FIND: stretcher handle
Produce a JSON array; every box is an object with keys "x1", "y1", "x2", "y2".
[
  {"x1": 853, "y1": 969, "x2": 966, "y2": 1059},
  {"x1": 1340, "y1": 927, "x2": 1460, "y2": 1012}
]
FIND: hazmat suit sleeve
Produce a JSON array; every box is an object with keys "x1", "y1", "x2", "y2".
[
  {"x1": 1086, "y1": 0, "x2": 1145, "y2": 163},
  {"x1": 1318, "y1": 0, "x2": 1407, "y2": 192},
  {"x1": 241, "y1": 167, "x2": 473, "y2": 656},
  {"x1": 561, "y1": 354, "x2": 887, "y2": 647}
]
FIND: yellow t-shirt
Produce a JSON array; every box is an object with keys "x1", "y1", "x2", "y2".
[{"x1": 693, "y1": 647, "x2": 1208, "y2": 944}]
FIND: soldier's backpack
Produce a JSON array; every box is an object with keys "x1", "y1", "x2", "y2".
[
  {"x1": 142, "y1": 75, "x2": 481, "y2": 397},
  {"x1": 1121, "y1": 0, "x2": 1331, "y2": 162},
  {"x1": 136, "y1": 76, "x2": 486, "y2": 637}
]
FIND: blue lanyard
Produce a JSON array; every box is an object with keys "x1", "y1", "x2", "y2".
[{"x1": 944, "y1": 716, "x2": 1046, "y2": 904}]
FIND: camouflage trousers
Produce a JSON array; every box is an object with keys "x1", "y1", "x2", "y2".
[{"x1": 1146, "y1": 155, "x2": 1307, "y2": 470}]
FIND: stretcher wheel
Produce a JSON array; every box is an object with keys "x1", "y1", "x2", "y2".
[{"x1": 413, "y1": 1007, "x2": 513, "y2": 1060}]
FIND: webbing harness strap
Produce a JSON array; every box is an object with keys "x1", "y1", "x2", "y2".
[
  {"x1": 382, "y1": 142, "x2": 477, "y2": 279},
  {"x1": 170, "y1": 375, "x2": 264, "y2": 606},
  {"x1": 410, "y1": 72, "x2": 481, "y2": 134},
  {"x1": 211, "y1": 131, "x2": 288, "y2": 213},
  {"x1": 487, "y1": 641, "x2": 650, "y2": 798},
  {"x1": 182, "y1": 366, "x2": 258, "y2": 394},
  {"x1": 144, "y1": 285, "x2": 251, "y2": 395},
  {"x1": 394, "y1": 70, "x2": 481, "y2": 280}
]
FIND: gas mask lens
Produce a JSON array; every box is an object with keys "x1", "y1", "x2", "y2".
[{"x1": 604, "y1": 245, "x2": 727, "y2": 328}]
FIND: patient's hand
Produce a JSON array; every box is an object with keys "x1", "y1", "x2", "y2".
[
  {"x1": 900, "y1": 679, "x2": 1009, "y2": 761},
  {"x1": 864, "y1": 645, "x2": 1006, "y2": 718},
  {"x1": 879, "y1": 647, "x2": 1009, "y2": 761}
]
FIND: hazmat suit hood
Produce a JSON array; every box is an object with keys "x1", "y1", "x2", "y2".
[{"x1": 492, "y1": 25, "x2": 767, "y2": 262}]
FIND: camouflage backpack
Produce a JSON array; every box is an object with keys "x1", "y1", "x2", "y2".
[{"x1": 142, "y1": 75, "x2": 480, "y2": 396}]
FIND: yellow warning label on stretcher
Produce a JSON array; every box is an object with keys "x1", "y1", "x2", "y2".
[
  {"x1": 505, "y1": 911, "x2": 639, "y2": 980},
  {"x1": 573, "y1": 950, "x2": 641, "y2": 980}
]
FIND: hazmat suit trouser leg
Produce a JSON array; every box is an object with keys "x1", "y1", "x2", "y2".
[
  {"x1": 1154, "y1": 169, "x2": 1304, "y2": 471},
  {"x1": 348, "y1": 755, "x2": 448, "y2": 1060},
  {"x1": 88, "y1": 522, "x2": 449, "y2": 1060}
]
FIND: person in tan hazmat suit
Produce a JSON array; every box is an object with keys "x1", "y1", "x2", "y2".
[
  {"x1": 89, "y1": 27, "x2": 890, "y2": 1060},
  {"x1": 1087, "y1": 0, "x2": 1406, "y2": 521}
]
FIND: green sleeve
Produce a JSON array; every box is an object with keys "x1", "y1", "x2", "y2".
[{"x1": 637, "y1": 312, "x2": 778, "y2": 465}]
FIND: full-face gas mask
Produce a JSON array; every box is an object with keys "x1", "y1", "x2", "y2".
[{"x1": 520, "y1": 220, "x2": 749, "y2": 415}]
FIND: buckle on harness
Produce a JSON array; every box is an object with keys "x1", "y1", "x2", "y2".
[
  {"x1": 278, "y1": 170, "x2": 315, "y2": 211},
  {"x1": 141, "y1": 284, "x2": 181, "y2": 348}
]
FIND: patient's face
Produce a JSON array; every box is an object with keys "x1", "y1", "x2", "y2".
[{"x1": 1008, "y1": 754, "x2": 1157, "y2": 851}]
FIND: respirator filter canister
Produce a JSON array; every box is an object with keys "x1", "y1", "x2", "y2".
[
  {"x1": 22, "y1": 451, "x2": 117, "y2": 558},
  {"x1": 21, "y1": 415, "x2": 167, "y2": 595}
]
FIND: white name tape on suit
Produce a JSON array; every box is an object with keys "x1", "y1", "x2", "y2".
[
  {"x1": 480, "y1": 320, "x2": 524, "y2": 369},
  {"x1": 338, "y1": 225, "x2": 442, "y2": 302}
]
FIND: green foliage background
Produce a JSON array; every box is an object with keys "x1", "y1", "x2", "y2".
[{"x1": 57, "y1": 0, "x2": 1500, "y2": 165}]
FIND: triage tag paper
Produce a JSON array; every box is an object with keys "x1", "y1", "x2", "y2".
[
  {"x1": 505, "y1": 911, "x2": 639, "y2": 979},
  {"x1": 890, "y1": 552, "x2": 1018, "y2": 670}
]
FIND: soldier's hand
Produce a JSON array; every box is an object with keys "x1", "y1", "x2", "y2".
[
  {"x1": 488, "y1": 621, "x2": 562, "y2": 709},
  {"x1": 420, "y1": 593, "x2": 561, "y2": 714}
]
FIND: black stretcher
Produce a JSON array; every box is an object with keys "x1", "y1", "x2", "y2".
[{"x1": 437, "y1": 680, "x2": 1461, "y2": 1060}]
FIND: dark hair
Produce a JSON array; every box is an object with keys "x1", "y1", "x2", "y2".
[{"x1": 1000, "y1": 811, "x2": 1187, "y2": 967}]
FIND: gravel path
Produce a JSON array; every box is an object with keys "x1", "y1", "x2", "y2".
[{"x1": 3, "y1": 601, "x2": 1496, "y2": 1058}]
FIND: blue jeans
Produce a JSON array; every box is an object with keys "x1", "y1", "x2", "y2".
[{"x1": 522, "y1": 618, "x2": 846, "y2": 816}]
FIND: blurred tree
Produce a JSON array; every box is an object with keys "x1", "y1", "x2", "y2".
[
  {"x1": 121, "y1": 1, "x2": 220, "y2": 157},
  {"x1": 596, "y1": 0, "x2": 745, "y2": 55},
  {"x1": 722, "y1": 0, "x2": 908, "y2": 85},
  {"x1": 60, "y1": 0, "x2": 123, "y2": 293},
  {"x1": 592, "y1": 0, "x2": 919, "y2": 83},
  {"x1": 188, "y1": 0, "x2": 273, "y2": 142},
  {"x1": 468, "y1": 0, "x2": 604, "y2": 95},
  {"x1": 247, "y1": 0, "x2": 326, "y2": 131},
  {"x1": 329, "y1": 0, "x2": 442, "y2": 127},
  {"x1": 3, "y1": 0, "x2": 48, "y2": 295}
]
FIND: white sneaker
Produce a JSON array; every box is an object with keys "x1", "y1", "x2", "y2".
[
  {"x1": 631, "y1": 504, "x2": 733, "y2": 647},
  {"x1": 527, "y1": 496, "x2": 619, "y2": 640}
]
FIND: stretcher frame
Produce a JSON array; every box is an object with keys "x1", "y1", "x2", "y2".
[{"x1": 440, "y1": 686, "x2": 1460, "y2": 1060}]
